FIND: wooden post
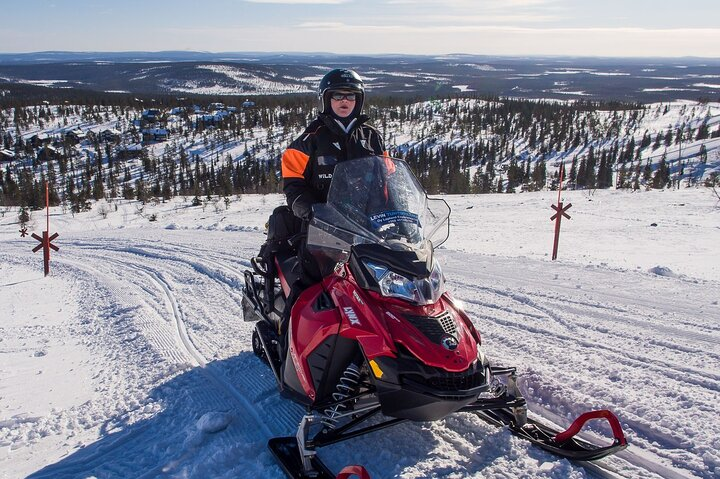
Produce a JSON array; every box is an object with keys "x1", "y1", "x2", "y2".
[
  {"x1": 31, "y1": 182, "x2": 59, "y2": 276},
  {"x1": 551, "y1": 163, "x2": 572, "y2": 260}
]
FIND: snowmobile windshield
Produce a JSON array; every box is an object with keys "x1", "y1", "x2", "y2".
[{"x1": 308, "y1": 156, "x2": 450, "y2": 262}]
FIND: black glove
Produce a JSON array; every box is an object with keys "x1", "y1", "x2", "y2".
[{"x1": 291, "y1": 194, "x2": 313, "y2": 221}]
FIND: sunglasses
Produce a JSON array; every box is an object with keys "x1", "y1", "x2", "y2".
[{"x1": 330, "y1": 92, "x2": 357, "y2": 101}]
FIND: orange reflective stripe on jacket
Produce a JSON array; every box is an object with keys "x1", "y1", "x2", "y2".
[
  {"x1": 282, "y1": 148, "x2": 310, "y2": 179},
  {"x1": 382, "y1": 150, "x2": 395, "y2": 174}
]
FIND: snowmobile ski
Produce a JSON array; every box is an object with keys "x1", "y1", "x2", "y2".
[
  {"x1": 268, "y1": 437, "x2": 336, "y2": 479},
  {"x1": 473, "y1": 408, "x2": 627, "y2": 461}
]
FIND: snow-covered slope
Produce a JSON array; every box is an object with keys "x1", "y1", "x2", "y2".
[
  {"x1": 3, "y1": 99, "x2": 719, "y2": 208},
  {"x1": 1, "y1": 188, "x2": 719, "y2": 478}
]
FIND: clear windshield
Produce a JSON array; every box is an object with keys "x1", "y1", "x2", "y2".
[{"x1": 307, "y1": 156, "x2": 450, "y2": 264}]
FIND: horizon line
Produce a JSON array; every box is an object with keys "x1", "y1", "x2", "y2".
[{"x1": 0, "y1": 50, "x2": 719, "y2": 61}]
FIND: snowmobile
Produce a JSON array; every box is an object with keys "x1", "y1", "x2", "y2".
[{"x1": 242, "y1": 156, "x2": 627, "y2": 479}]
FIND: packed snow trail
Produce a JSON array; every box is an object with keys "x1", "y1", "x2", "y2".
[
  {"x1": 6, "y1": 234, "x2": 284, "y2": 479},
  {"x1": 1, "y1": 191, "x2": 719, "y2": 478}
]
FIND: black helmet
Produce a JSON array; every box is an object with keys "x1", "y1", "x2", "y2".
[{"x1": 318, "y1": 68, "x2": 365, "y2": 115}]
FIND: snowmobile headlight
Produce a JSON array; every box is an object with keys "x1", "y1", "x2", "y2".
[
  {"x1": 364, "y1": 261, "x2": 389, "y2": 281},
  {"x1": 379, "y1": 270, "x2": 421, "y2": 303},
  {"x1": 363, "y1": 260, "x2": 445, "y2": 305}
]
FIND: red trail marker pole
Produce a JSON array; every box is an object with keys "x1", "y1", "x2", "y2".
[
  {"x1": 31, "y1": 182, "x2": 59, "y2": 276},
  {"x1": 551, "y1": 163, "x2": 572, "y2": 260}
]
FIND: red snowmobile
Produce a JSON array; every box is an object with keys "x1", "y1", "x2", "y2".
[{"x1": 242, "y1": 156, "x2": 627, "y2": 479}]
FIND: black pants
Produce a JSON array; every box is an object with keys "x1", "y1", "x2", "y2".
[{"x1": 280, "y1": 237, "x2": 321, "y2": 336}]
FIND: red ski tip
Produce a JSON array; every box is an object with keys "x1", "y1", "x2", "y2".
[
  {"x1": 336, "y1": 465, "x2": 371, "y2": 479},
  {"x1": 553, "y1": 409, "x2": 627, "y2": 446}
]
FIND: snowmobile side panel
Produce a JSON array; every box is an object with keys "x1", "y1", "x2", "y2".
[
  {"x1": 328, "y1": 277, "x2": 396, "y2": 360},
  {"x1": 288, "y1": 283, "x2": 343, "y2": 401},
  {"x1": 308, "y1": 335, "x2": 360, "y2": 403},
  {"x1": 281, "y1": 344, "x2": 314, "y2": 406}
]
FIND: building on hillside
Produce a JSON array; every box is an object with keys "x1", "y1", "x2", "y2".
[
  {"x1": 166, "y1": 115, "x2": 184, "y2": 128},
  {"x1": 193, "y1": 112, "x2": 228, "y2": 127},
  {"x1": 29, "y1": 132, "x2": 53, "y2": 148},
  {"x1": 100, "y1": 128, "x2": 122, "y2": 143},
  {"x1": 214, "y1": 110, "x2": 230, "y2": 120},
  {"x1": 141, "y1": 108, "x2": 162, "y2": 123},
  {"x1": 0, "y1": 148, "x2": 16, "y2": 163},
  {"x1": 65, "y1": 128, "x2": 87, "y2": 145},
  {"x1": 141, "y1": 128, "x2": 168, "y2": 143},
  {"x1": 208, "y1": 102, "x2": 226, "y2": 111},
  {"x1": 116, "y1": 143, "x2": 143, "y2": 159},
  {"x1": 37, "y1": 145, "x2": 63, "y2": 162}
]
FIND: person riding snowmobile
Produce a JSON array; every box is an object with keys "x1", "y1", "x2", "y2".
[
  {"x1": 244, "y1": 155, "x2": 629, "y2": 479},
  {"x1": 279, "y1": 68, "x2": 386, "y2": 337}
]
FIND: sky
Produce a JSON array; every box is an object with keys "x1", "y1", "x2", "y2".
[{"x1": 2, "y1": 0, "x2": 719, "y2": 58}]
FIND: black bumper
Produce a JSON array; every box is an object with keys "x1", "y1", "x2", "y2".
[{"x1": 371, "y1": 353, "x2": 490, "y2": 421}]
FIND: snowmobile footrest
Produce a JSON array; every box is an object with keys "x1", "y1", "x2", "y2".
[{"x1": 269, "y1": 437, "x2": 336, "y2": 479}]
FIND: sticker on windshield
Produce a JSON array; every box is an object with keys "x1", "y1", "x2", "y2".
[{"x1": 369, "y1": 211, "x2": 420, "y2": 229}]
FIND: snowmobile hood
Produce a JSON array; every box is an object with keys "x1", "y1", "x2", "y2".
[{"x1": 380, "y1": 295, "x2": 479, "y2": 372}]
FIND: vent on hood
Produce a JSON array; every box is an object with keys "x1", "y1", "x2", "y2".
[{"x1": 404, "y1": 311, "x2": 457, "y2": 344}]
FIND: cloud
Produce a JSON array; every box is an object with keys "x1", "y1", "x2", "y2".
[
  {"x1": 298, "y1": 22, "x2": 720, "y2": 36},
  {"x1": 294, "y1": 22, "x2": 720, "y2": 57},
  {"x1": 419, "y1": 14, "x2": 562, "y2": 23}
]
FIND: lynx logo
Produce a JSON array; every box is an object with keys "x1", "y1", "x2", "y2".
[
  {"x1": 441, "y1": 334, "x2": 458, "y2": 351},
  {"x1": 343, "y1": 306, "x2": 361, "y2": 326},
  {"x1": 319, "y1": 173, "x2": 333, "y2": 180}
]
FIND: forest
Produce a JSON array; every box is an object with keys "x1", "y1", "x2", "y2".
[{"x1": 1, "y1": 85, "x2": 719, "y2": 215}]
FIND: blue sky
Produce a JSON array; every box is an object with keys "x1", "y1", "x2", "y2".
[{"x1": 2, "y1": 0, "x2": 719, "y2": 57}]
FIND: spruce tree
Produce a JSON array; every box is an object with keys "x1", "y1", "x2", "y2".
[
  {"x1": 652, "y1": 158, "x2": 670, "y2": 189},
  {"x1": 696, "y1": 121, "x2": 709, "y2": 141},
  {"x1": 584, "y1": 146, "x2": 597, "y2": 189},
  {"x1": 18, "y1": 207, "x2": 30, "y2": 228}
]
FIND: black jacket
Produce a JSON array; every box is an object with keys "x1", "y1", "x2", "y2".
[{"x1": 281, "y1": 113, "x2": 385, "y2": 219}]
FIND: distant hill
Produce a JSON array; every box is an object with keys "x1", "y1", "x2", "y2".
[{"x1": 0, "y1": 51, "x2": 719, "y2": 102}]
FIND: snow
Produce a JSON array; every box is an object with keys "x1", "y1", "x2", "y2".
[
  {"x1": 163, "y1": 65, "x2": 313, "y2": 95},
  {"x1": 452, "y1": 85, "x2": 474, "y2": 92},
  {"x1": 550, "y1": 90, "x2": 591, "y2": 96},
  {"x1": 643, "y1": 88, "x2": 700, "y2": 93},
  {"x1": 1, "y1": 187, "x2": 719, "y2": 478}
]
